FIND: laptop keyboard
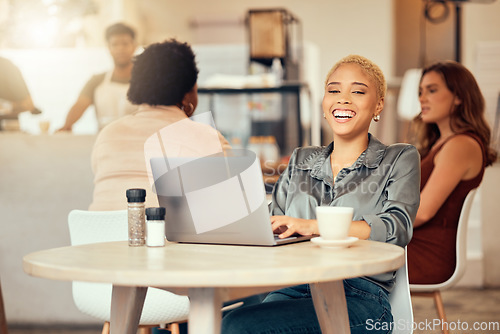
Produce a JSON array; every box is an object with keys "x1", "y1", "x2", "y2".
[{"x1": 273, "y1": 234, "x2": 298, "y2": 242}]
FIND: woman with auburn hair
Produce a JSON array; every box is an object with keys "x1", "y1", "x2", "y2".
[{"x1": 408, "y1": 60, "x2": 497, "y2": 284}]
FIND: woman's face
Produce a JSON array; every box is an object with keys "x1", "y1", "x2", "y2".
[
  {"x1": 107, "y1": 33, "x2": 136, "y2": 68},
  {"x1": 419, "y1": 71, "x2": 460, "y2": 125},
  {"x1": 322, "y1": 63, "x2": 383, "y2": 140}
]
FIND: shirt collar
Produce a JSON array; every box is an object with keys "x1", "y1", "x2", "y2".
[
  {"x1": 133, "y1": 104, "x2": 188, "y2": 120},
  {"x1": 298, "y1": 133, "x2": 387, "y2": 179}
]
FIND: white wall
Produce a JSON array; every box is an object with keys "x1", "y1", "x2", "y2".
[
  {"x1": 82, "y1": 0, "x2": 500, "y2": 79},
  {"x1": 0, "y1": 133, "x2": 97, "y2": 324},
  {"x1": 463, "y1": 0, "x2": 500, "y2": 71},
  {"x1": 131, "y1": 0, "x2": 395, "y2": 81},
  {"x1": 4, "y1": 0, "x2": 500, "y2": 124},
  {"x1": 462, "y1": 1, "x2": 500, "y2": 130}
]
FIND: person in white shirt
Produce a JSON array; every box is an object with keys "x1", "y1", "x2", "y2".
[{"x1": 58, "y1": 22, "x2": 137, "y2": 132}]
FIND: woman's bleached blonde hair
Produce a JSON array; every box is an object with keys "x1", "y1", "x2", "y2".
[{"x1": 325, "y1": 54, "x2": 386, "y2": 101}]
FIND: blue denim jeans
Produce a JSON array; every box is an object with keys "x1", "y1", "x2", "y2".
[
  {"x1": 221, "y1": 278, "x2": 393, "y2": 334},
  {"x1": 151, "y1": 294, "x2": 267, "y2": 334}
]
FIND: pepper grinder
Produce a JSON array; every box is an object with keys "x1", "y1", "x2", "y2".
[{"x1": 126, "y1": 188, "x2": 146, "y2": 246}]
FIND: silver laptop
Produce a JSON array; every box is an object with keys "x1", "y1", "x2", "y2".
[{"x1": 150, "y1": 149, "x2": 312, "y2": 246}]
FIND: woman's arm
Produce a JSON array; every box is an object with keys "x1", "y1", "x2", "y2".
[
  {"x1": 414, "y1": 135, "x2": 482, "y2": 228},
  {"x1": 271, "y1": 216, "x2": 317, "y2": 238},
  {"x1": 270, "y1": 216, "x2": 371, "y2": 240},
  {"x1": 362, "y1": 145, "x2": 421, "y2": 247},
  {"x1": 270, "y1": 145, "x2": 420, "y2": 243},
  {"x1": 269, "y1": 148, "x2": 318, "y2": 238},
  {"x1": 269, "y1": 148, "x2": 299, "y2": 217}
]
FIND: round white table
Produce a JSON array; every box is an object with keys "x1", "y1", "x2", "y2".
[{"x1": 23, "y1": 239, "x2": 404, "y2": 334}]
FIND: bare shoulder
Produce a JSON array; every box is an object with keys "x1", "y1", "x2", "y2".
[
  {"x1": 441, "y1": 134, "x2": 482, "y2": 157},
  {"x1": 437, "y1": 134, "x2": 483, "y2": 179}
]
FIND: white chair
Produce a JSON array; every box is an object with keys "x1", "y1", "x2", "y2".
[
  {"x1": 397, "y1": 68, "x2": 423, "y2": 121},
  {"x1": 68, "y1": 210, "x2": 189, "y2": 334},
  {"x1": 410, "y1": 188, "x2": 478, "y2": 334},
  {"x1": 389, "y1": 248, "x2": 414, "y2": 334}
]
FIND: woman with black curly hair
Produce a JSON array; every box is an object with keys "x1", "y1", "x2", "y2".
[
  {"x1": 127, "y1": 38, "x2": 199, "y2": 115},
  {"x1": 89, "y1": 39, "x2": 230, "y2": 211}
]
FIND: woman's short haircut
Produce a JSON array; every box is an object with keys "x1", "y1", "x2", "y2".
[
  {"x1": 105, "y1": 22, "x2": 135, "y2": 41},
  {"x1": 325, "y1": 55, "x2": 386, "y2": 101},
  {"x1": 127, "y1": 39, "x2": 199, "y2": 106}
]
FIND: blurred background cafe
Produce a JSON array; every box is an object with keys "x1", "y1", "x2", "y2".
[{"x1": 1, "y1": 0, "x2": 500, "y2": 330}]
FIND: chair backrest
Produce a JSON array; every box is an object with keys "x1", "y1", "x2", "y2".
[
  {"x1": 389, "y1": 248, "x2": 413, "y2": 334},
  {"x1": 68, "y1": 210, "x2": 128, "y2": 246},
  {"x1": 67, "y1": 210, "x2": 128, "y2": 322},
  {"x1": 410, "y1": 188, "x2": 478, "y2": 291},
  {"x1": 449, "y1": 188, "x2": 477, "y2": 286},
  {"x1": 67, "y1": 209, "x2": 189, "y2": 325},
  {"x1": 397, "y1": 68, "x2": 423, "y2": 121}
]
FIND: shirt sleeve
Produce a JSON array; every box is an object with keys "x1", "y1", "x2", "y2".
[
  {"x1": 0, "y1": 58, "x2": 30, "y2": 102},
  {"x1": 269, "y1": 148, "x2": 299, "y2": 216},
  {"x1": 363, "y1": 145, "x2": 421, "y2": 247},
  {"x1": 79, "y1": 73, "x2": 106, "y2": 102}
]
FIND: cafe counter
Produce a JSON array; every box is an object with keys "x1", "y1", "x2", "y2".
[{"x1": 0, "y1": 132, "x2": 98, "y2": 324}]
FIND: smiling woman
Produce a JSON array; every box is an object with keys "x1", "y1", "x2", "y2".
[
  {"x1": 321, "y1": 56, "x2": 386, "y2": 180},
  {"x1": 220, "y1": 55, "x2": 421, "y2": 334}
]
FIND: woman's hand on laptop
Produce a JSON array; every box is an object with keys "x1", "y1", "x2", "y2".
[{"x1": 271, "y1": 216, "x2": 318, "y2": 239}]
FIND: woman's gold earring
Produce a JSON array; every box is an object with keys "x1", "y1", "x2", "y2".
[
  {"x1": 323, "y1": 114, "x2": 326, "y2": 119},
  {"x1": 183, "y1": 103, "x2": 194, "y2": 115},
  {"x1": 373, "y1": 114, "x2": 380, "y2": 122}
]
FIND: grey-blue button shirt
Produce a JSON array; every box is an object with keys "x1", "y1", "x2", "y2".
[{"x1": 269, "y1": 134, "x2": 420, "y2": 290}]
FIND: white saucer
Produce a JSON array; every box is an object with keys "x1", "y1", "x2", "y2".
[{"x1": 311, "y1": 236, "x2": 359, "y2": 249}]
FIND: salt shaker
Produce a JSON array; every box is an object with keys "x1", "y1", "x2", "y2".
[
  {"x1": 126, "y1": 188, "x2": 146, "y2": 246},
  {"x1": 146, "y1": 207, "x2": 166, "y2": 247}
]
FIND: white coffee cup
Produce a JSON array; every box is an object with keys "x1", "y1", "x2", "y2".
[{"x1": 315, "y1": 206, "x2": 353, "y2": 240}]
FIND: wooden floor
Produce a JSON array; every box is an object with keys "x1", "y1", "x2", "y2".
[
  {"x1": 411, "y1": 287, "x2": 500, "y2": 334},
  {"x1": 5, "y1": 288, "x2": 500, "y2": 334}
]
